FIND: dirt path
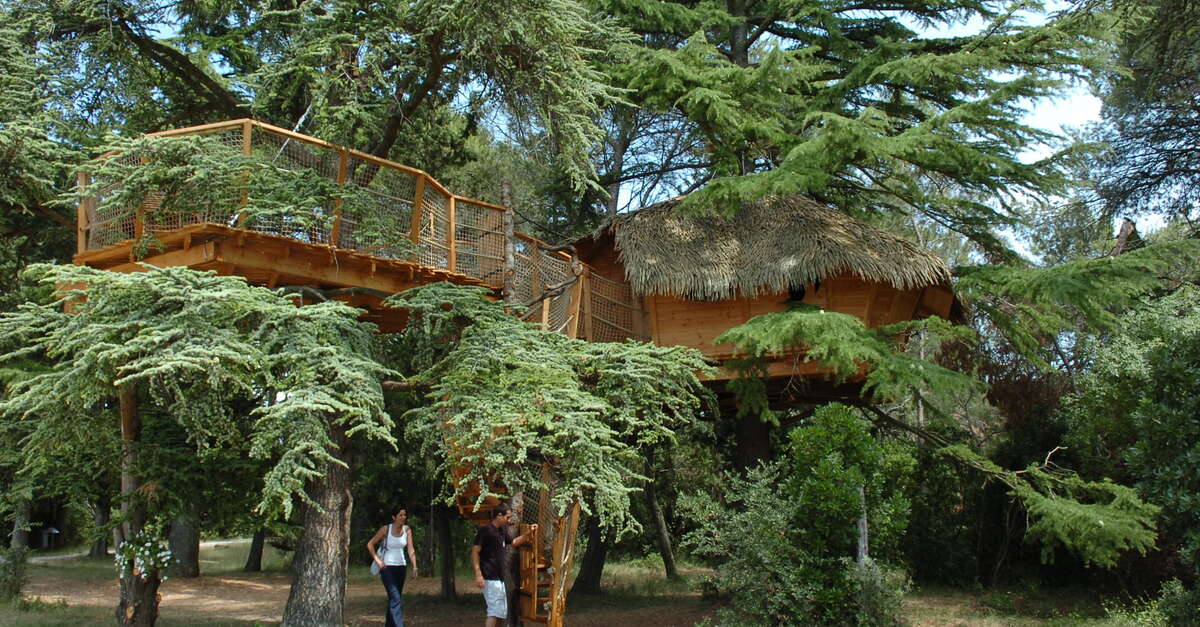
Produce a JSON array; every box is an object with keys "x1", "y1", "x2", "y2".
[{"x1": 24, "y1": 554, "x2": 712, "y2": 626}]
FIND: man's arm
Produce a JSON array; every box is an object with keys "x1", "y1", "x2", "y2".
[
  {"x1": 512, "y1": 524, "x2": 539, "y2": 547},
  {"x1": 471, "y1": 544, "x2": 484, "y2": 588}
]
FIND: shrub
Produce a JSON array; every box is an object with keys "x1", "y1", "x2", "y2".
[
  {"x1": 682, "y1": 404, "x2": 914, "y2": 625},
  {"x1": 852, "y1": 558, "x2": 910, "y2": 627},
  {"x1": 1157, "y1": 578, "x2": 1200, "y2": 627}
]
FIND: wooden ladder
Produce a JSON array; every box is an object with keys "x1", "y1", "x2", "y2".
[{"x1": 517, "y1": 503, "x2": 581, "y2": 627}]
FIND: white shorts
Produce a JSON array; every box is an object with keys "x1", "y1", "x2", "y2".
[{"x1": 483, "y1": 579, "x2": 507, "y2": 618}]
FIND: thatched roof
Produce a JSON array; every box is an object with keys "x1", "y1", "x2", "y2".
[{"x1": 589, "y1": 194, "x2": 951, "y2": 301}]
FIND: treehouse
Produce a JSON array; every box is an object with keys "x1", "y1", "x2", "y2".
[
  {"x1": 72, "y1": 119, "x2": 599, "y2": 626},
  {"x1": 570, "y1": 194, "x2": 958, "y2": 406},
  {"x1": 71, "y1": 119, "x2": 956, "y2": 625}
]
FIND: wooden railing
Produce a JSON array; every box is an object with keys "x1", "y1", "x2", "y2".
[{"x1": 75, "y1": 119, "x2": 648, "y2": 343}]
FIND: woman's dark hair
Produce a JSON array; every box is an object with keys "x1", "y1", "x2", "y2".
[{"x1": 391, "y1": 504, "x2": 407, "y2": 517}]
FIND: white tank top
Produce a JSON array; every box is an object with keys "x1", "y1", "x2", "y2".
[{"x1": 381, "y1": 524, "x2": 408, "y2": 566}]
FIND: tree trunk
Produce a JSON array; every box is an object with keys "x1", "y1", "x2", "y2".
[
  {"x1": 88, "y1": 496, "x2": 110, "y2": 558},
  {"x1": 570, "y1": 515, "x2": 608, "y2": 595},
  {"x1": 281, "y1": 426, "x2": 353, "y2": 627},
  {"x1": 643, "y1": 451, "x2": 679, "y2": 580},
  {"x1": 855, "y1": 485, "x2": 869, "y2": 564},
  {"x1": 243, "y1": 529, "x2": 265, "y2": 573},
  {"x1": 116, "y1": 572, "x2": 161, "y2": 627},
  {"x1": 735, "y1": 412, "x2": 772, "y2": 469},
  {"x1": 167, "y1": 515, "x2": 200, "y2": 578},
  {"x1": 501, "y1": 180, "x2": 516, "y2": 305},
  {"x1": 116, "y1": 383, "x2": 160, "y2": 627},
  {"x1": 506, "y1": 490, "x2": 524, "y2": 627},
  {"x1": 10, "y1": 496, "x2": 30, "y2": 549},
  {"x1": 435, "y1": 504, "x2": 456, "y2": 600}
]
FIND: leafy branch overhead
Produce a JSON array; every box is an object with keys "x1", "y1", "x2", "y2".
[
  {"x1": 387, "y1": 282, "x2": 714, "y2": 536},
  {"x1": 0, "y1": 264, "x2": 394, "y2": 519},
  {"x1": 954, "y1": 240, "x2": 1200, "y2": 368},
  {"x1": 716, "y1": 305, "x2": 980, "y2": 406}
]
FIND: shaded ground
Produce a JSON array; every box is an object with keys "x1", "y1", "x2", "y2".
[
  {"x1": 15, "y1": 542, "x2": 714, "y2": 626},
  {"x1": 903, "y1": 585, "x2": 1122, "y2": 627},
  {"x1": 7, "y1": 542, "x2": 1134, "y2": 626}
]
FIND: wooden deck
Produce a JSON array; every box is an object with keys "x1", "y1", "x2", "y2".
[
  {"x1": 73, "y1": 119, "x2": 640, "y2": 338},
  {"x1": 73, "y1": 118, "x2": 953, "y2": 389}
]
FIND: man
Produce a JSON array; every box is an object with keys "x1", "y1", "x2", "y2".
[{"x1": 472, "y1": 504, "x2": 538, "y2": 627}]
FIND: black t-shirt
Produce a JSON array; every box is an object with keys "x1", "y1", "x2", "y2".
[{"x1": 473, "y1": 524, "x2": 512, "y2": 580}]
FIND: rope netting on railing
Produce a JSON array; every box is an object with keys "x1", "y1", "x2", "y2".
[
  {"x1": 76, "y1": 119, "x2": 646, "y2": 344},
  {"x1": 587, "y1": 272, "x2": 649, "y2": 342}
]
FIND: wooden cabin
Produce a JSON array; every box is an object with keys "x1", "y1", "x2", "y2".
[{"x1": 571, "y1": 194, "x2": 958, "y2": 405}]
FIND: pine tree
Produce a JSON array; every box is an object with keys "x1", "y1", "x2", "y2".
[{"x1": 595, "y1": 0, "x2": 1108, "y2": 252}]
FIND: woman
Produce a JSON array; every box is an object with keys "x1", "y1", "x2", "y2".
[{"x1": 368, "y1": 505, "x2": 419, "y2": 627}]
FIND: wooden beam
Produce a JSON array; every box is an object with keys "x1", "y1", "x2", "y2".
[
  {"x1": 209, "y1": 239, "x2": 424, "y2": 294},
  {"x1": 148, "y1": 118, "x2": 248, "y2": 138},
  {"x1": 236, "y1": 119, "x2": 253, "y2": 227},
  {"x1": 108, "y1": 242, "x2": 217, "y2": 273}
]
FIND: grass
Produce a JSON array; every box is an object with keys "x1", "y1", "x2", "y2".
[{"x1": 904, "y1": 585, "x2": 1165, "y2": 627}]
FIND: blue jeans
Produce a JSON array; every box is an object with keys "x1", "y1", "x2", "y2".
[{"x1": 380, "y1": 564, "x2": 407, "y2": 627}]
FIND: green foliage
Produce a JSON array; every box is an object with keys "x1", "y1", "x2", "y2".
[
  {"x1": 1062, "y1": 286, "x2": 1200, "y2": 569},
  {"x1": 851, "y1": 558, "x2": 912, "y2": 627},
  {"x1": 0, "y1": 265, "x2": 394, "y2": 522},
  {"x1": 902, "y1": 434, "x2": 983, "y2": 584},
  {"x1": 940, "y1": 445, "x2": 1159, "y2": 568},
  {"x1": 599, "y1": 0, "x2": 1110, "y2": 252},
  {"x1": 681, "y1": 404, "x2": 913, "y2": 625},
  {"x1": 1155, "y1": 578, "x2": 1200, "y2": 626},
  {"x1": 0, "y1": 16, "x2": 78, "y2": 215},
  {"x1": 716, "y1": 305, "x2": 980, "y2": 405},
  {"x1": 1090, "y1": 0, "x2": 1200, "y2": 220},
  {"x1": 955, "y1": 240, "x2": 1200, "y2": 369},
  {"x1": 389, "y1": 282, "x2": 713, "y2": 535}
]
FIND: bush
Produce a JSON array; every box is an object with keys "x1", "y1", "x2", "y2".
[
  {"x1": 0, "y1": 545, "x2": 28, "y2": 601},
  {"x1": 852, "y1": 558, "x2": 910, "y2": 627},
  {"x1": 1157, "y1": 578, "x2": 1200, "y2": 627},
  {"x1": 682, "y1": 404, "x2": 914, "y2": 625}
]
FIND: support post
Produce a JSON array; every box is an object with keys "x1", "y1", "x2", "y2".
[
  {"x1": 329, "y1": 149, "x2": 349, "y2": 247},
  {"x1": 409, "y1": 175, "x2": 427, "y2": 245},
  {"x1": 501, "y1": 181, "x2": 516, "y2": 304},
  {"x1": 447, "y1": 196, "x2": 457, "y2": 272},
  {"x1": 567, "y1": 269, "x2": 585, "y2": 339},
  {"x1": 236, "y1": 119, "x2": 253, "y2": 227},
  {"x1": 76, "y1": 172, "x2": 90, "y2": 254},
  {"x1": 582, "y1": 274, "x2": 594, "y2": 341}
]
